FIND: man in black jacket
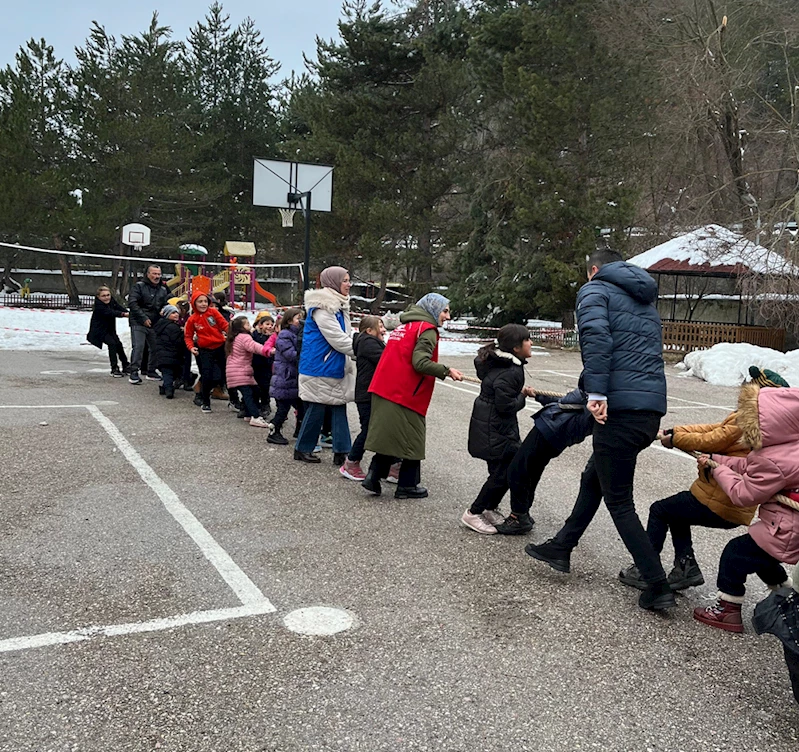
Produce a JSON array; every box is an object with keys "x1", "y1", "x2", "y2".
[
  {"x1": 525, "y1": 248, "x2": 674, "y2": 611},
  {"x1": 127, "y1": 264, "x2": 170, "y2": 385}
]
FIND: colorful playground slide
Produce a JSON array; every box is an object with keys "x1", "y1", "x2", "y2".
[{"x1": 253, "y1": 281, "x2": 278, "y2": 306}]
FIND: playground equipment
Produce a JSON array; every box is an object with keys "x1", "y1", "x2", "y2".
[{"x1": 165, "y1": 241, "x2": 281, "y2": 309}]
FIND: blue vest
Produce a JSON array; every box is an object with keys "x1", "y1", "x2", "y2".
[{"x1": 298, "y1": 308, "x2": 346, "y2": 378}]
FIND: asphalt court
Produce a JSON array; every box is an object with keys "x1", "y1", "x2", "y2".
[
  {"x1": 0, "y1": 402, "x2": 275, "y2": 652},
  {"x1": 1, "y1": 347, "x2": 797, "y2": 751}
]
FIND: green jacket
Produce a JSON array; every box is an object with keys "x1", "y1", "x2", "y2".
[{"x1": 365, "y1": 305, "x2": 450, "y2": 460}]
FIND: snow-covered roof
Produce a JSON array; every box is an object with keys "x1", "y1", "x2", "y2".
[{"x1": 628, "y1": 224, "x2": 799, "y2": 276}]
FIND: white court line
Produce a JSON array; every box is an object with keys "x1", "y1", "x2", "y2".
[
  {"x1": 0, "y1": 601, "x2": 274, "y2": 653},
  {"x1": 84, "y1": 405, "x2": 269, "y2": 607},
  {"x1": 667, "y1": 395, "x2": 733, "y2": 411},
  {"x1": 1, "y1": 403, "x2": 276, "y2": 653}
]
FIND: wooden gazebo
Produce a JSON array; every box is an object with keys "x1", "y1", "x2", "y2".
[{"x1": 628, "y1": 224, "x2": 799, "y2": 352}]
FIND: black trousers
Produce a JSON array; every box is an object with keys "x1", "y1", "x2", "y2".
[
  {"x1": 348, "y1": 402, "x2": 371, "y2": 463},
  {"x1": 273, "y1": 397, "x2": 305, "y2": 432},
  {"x1": 197, "y1": 346, "x2": 226, "y2": 407},
  {"x1": 647, "y1": 490, "x2": 737, "y2": 562},
  {"x1": 370, "y1": 454, "x2": 420, "y2": 487},
  {"x1": 254, "y1": 368, "x2": 271, "y2": 410},
  {"x1": 237, "y1": 385, "x2": 261, "y2": 418},
  {"x1": 505, "y1": 426, "x2": 562, "y2": 516},
  {"x1": 103, "y1": 333, "x2": 128, "y2": 371},
  {"x1": 785, "y1": 645, "x2": 799, "y2": 704},
  {"x1": 161, "y1": 365, "x2": 180, "y2": 393},
  {"x1": 470, "y1": 451, "x2": 516, "y2": 515},
  {"x1": 181, "y1": 350, "x2": 194, "y2": 384},
  {"x1": 554, "y1": 410, "x2": 667, "y2": 585},
  {"x1": 717, "y1": 533, "x2": 787, "y2": 597}
]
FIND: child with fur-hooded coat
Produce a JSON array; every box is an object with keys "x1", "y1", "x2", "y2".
[{"x1": 693, "y1": 383, "x2": 799, "y2": 633}]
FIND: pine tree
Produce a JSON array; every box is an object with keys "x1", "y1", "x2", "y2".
[
  {"x1": 70, "y1": 15, "x2": 222, "y2": 262},
  {"x1": 450, "y1": 0, "x2": 644, "y2": 323},
  {"x1": 184, "y1": 3, "x2": 282, "y2": 254},
  {"x1": 283, "y1": 0, "x2": 474, "y2": 300}
]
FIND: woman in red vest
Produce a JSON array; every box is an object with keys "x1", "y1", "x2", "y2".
[{"x1": 362, "y1": 293, "x2": 464, "y2": 498}]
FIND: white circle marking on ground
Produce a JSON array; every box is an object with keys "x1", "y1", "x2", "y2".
[{"x1": 283, "y1": 607, "x2": 357, "y2": 636}]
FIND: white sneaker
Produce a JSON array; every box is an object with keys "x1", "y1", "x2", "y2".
[
  {"x1": 461, "y1": 510, "x2": 497, "y2": 535},
  {"x1": 249, "y1": 416, "x2": 273, "y2": 429},
  {"x1": 482, "y1": 509, "x2": 506, "y2": 526}
]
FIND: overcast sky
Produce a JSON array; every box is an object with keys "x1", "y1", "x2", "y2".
[{"x1": 0, "y1": 0, "x2": 346, "y2": 78}]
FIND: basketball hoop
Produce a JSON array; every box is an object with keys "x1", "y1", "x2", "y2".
[{"x1": 278, "y1": 208, "x2": 296, "y2": 228}]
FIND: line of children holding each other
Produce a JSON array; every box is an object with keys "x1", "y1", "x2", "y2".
[
  {"x1": 90, "y1": 283, "x2": 395, "y2": 470},
  {"x1": 464, "y1": 324, "x2": 799, "y2": 699}
]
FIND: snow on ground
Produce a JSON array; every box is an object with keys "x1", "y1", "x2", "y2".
[
  {"x1": 0, "y1": 306, "x2": 552, "y2": 359},
  {"x1": 0, "y1": 306, "x2": 118, "y2": 351},
  {"x1": 677, "y1": 342, "x2": 799, "y2": 387}
]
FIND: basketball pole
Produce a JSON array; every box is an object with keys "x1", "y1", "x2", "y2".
[{"x1": 288, "y1": 190, "x2": 312, "y2": 291}]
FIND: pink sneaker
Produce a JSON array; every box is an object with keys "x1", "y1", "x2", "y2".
[
  {"x1": 461, "y1": 510, "x2": 497, "y2": 535},
  {"x1": 385, "y1": 462, "x2": 401, "y2": 484},
  {"x1": 339, "y1": 459, "x2": 366, "y2": 481},
  {"x1": 482, "y1": 509, "x2": 506, "y2": 526}
]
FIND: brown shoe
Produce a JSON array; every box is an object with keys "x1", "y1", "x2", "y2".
[{"x1": 693, "y1": 599, "x2": 743, "y2": 633}]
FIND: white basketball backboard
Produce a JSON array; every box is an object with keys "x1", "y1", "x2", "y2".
[
  {"x1": 253, "y1": 159, "x2": 333, "y2": 212},
  {"x1": 122, "y1": 223, "x2": 151, "y2": 248}
]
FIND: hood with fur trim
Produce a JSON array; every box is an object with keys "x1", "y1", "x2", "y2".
[
  {"x1": 303, "y1": 286, "x2": 349, "y2": 314},
  {"x1": 736, "y1": 383, "x2": 799, "y2": 450}
]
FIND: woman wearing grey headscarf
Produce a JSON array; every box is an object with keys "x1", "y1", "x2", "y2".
[{"x1": 362, "y1": 293, "x2": 464, "y2": 498}]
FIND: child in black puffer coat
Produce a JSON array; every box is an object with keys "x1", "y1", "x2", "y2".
[
  {"x1": 153, "y1": 304, "x2": 187, "y2": 398},
  {"x1": 462, "y1": 324, "x2": 535, "y2": 535}
]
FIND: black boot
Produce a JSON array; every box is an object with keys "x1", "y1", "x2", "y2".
[
  {"x1": 159, "y1": 385, "x2": 166, "y2": 396},
  {"x1": 267, "y1": 429, "x2": 288, "y2": 446},
  {"x1": 294, "y1": 449, "x2": 321, "y2": 464},
  {"x1": 524, "y1": 538, "x2": 572, "y2": 573},
  {"x1": 333, "y1": 452, "x2": 347, "y2": 466},
  {"x1": 361, "y1": 464, "x2": 382, "y2": 496},
  {"x1": 639, "y1": 580, "x2": 677, "y2": 611},
  {"x1": 666, "y1": 555, "x2": 705, "y2": 590},
  {"x1": 165, "y1": 387, "x2": 174, "y2": 399},
  {"x1": 394, "y1": 485, "x2": 428, "y2": 499}
]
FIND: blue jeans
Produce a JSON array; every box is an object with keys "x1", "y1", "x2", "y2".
[
  {"x1": 348, "y1": 402, "x2": 371, "y2": 462},
  {"x1": 295, "y1": 402, "x2": 351, "y2": 453}
]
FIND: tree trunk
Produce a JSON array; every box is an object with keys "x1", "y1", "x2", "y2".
[
  {"x1": 1, "y1": 252, "x2": 19, "y2": 291},
  {"x1": 370, "y1": 260, "x2": 393, "y2": 314},
  {"x1": 53, "y1": 235, "x2": 81, "y2": 306}
]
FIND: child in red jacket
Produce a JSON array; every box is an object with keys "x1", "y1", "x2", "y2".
[{"x1": 184, "y1": 290, "x2": 228, "y2": 412}]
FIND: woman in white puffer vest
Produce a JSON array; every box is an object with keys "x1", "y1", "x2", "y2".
[{"x1": 293, "y1": 266, "x2": 355, "y2": 465}]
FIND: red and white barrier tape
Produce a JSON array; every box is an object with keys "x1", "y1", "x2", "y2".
[
  {"x1": 0, "y1": 306, "x2": 87, "y2": 314},
  {"x1": 1, "y1": 326, "x2": 83, "y2": 336}
]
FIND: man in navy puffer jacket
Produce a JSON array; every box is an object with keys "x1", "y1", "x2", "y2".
[{"x1": 525, "y1": 248, "x2": 674, "y2": 611}]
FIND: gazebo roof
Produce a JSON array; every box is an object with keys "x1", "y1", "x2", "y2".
[{"x1": 627, "y1": 224, "x2": 799, "y2": 276}]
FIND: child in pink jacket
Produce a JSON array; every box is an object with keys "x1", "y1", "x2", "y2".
[
  {"x1": 694, "y1": 383, "x2": 799, "y2": 633},
  {"x1": 224, "y1": 316, "x2": 273, "y2": 428}
]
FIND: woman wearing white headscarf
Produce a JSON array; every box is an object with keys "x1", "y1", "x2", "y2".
[
  {"x1": 362, "y1": 293, "x2": 464, "y2": 498},
  {"x1": 294, "y1": 266, "x2": 355, "y2": 464}
]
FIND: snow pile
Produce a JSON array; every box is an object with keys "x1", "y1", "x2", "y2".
[
  {"x1": 628, "y1": 224, "x2": 799, "y2": 276},
  {"x1": 678, "y1": 342, "x2": 799, "y2": 387}
]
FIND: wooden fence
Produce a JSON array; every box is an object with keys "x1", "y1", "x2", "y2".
[{"x1": 661, "y1": 322, "x2": 785, "y2": 353}]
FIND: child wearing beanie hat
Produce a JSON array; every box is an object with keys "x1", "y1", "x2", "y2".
[{"x1": 153, "y1": 305, "x2": 187, "y2": 398}]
